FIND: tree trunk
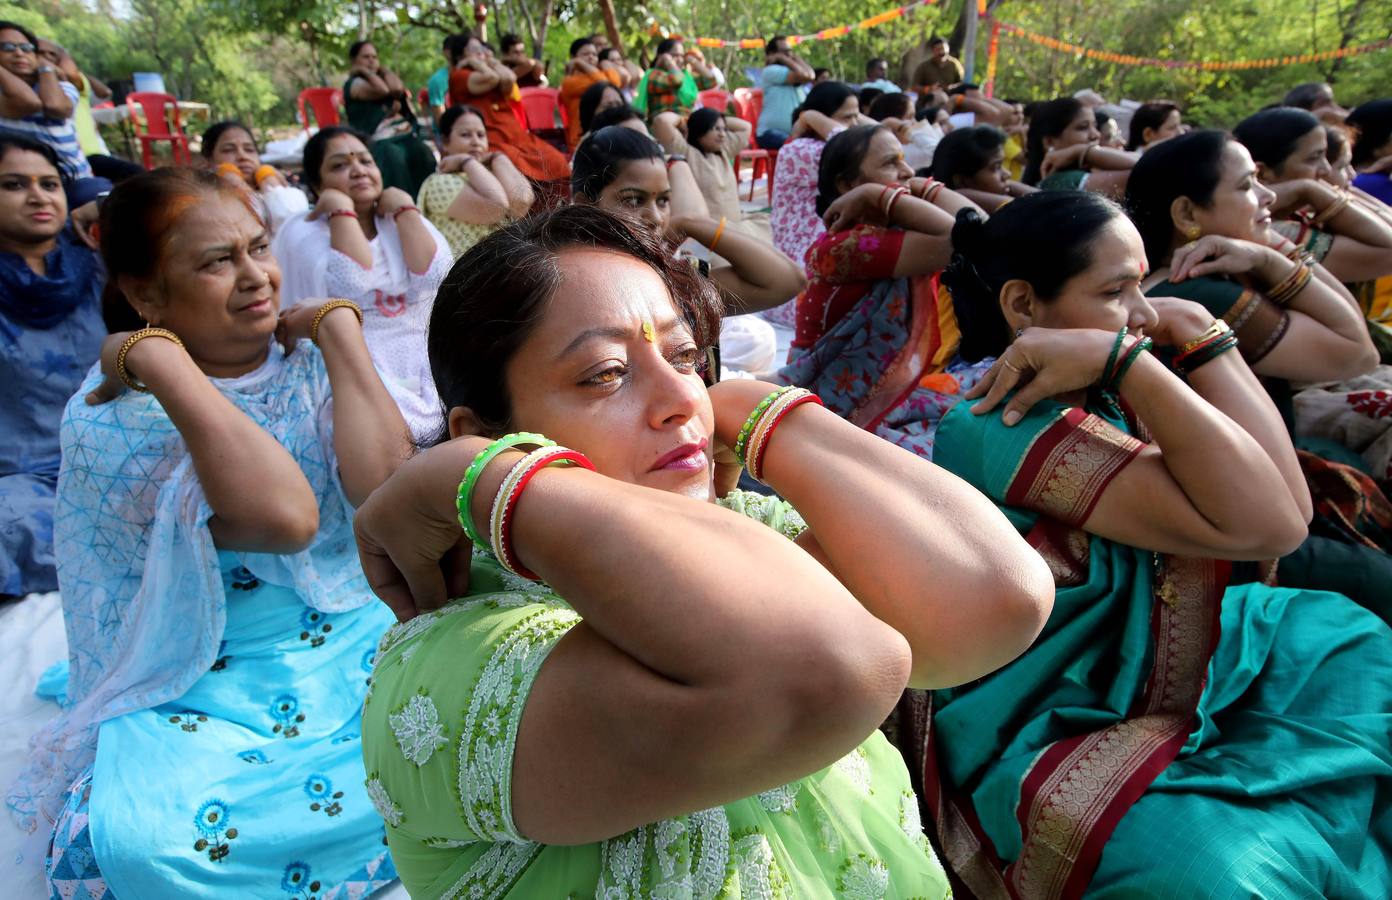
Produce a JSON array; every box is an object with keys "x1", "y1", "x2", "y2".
[
  {"x1": 598, "y1": 0, "x2": 624, "y2": 55},
  {"x1": 357, "y1": 0, "x2": 370, "y2": 39},
  {"x1": 517, "y1": 0, "x2": 540, "y2": 53},
  {"x1": 534, "y1": 0, "x2": 554, "y2": 58}
]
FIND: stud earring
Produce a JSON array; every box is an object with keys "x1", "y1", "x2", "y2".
[
  {"x1": 1014, "y1": 327, "x2": 1024, "y2": 338},
  {"x1": 1185, "y1": 225, "x2": 1201, "y2": 241}
]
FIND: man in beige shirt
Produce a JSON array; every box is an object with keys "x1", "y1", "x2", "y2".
[{"x1": 912, "y1": 36, "x2": 965, "y2": 91}]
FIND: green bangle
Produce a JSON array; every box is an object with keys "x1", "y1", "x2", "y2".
[
  {"x1": 456, "y1": 432, "x2": 555, "y2": 549},
  {"x1": 735, "y1": 387, "x2": 792, "y2": 465},
  {"x1": 1101, "y1": 326, "x2": 1129, "y2": 390},
  {"x1": 1179, "y1": 334, "x2": 1239, "y2": 374},
  {"x1": 1110, "y1": 336, "x2": 1153, "y2": 390}
]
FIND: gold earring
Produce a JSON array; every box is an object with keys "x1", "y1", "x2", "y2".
[{"x1": 1185, "y1": 225, "x2": 1201, "y2": 241}]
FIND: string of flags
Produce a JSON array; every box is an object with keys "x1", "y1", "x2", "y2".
[{"x1": 666, "y1": 0, "x2": 1389, "y2": 72}]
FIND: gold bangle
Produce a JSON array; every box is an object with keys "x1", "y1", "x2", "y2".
[
  {"x1": 116, "y1": 327, "x2": 184, "y2": 393},
  {"x1": 309, "y1": 299, "x2": 364, "y2": 346},
  {"x1": 1178, "y1": 319, "x2": 1232, "y2": 355},
  {"x1": 1310, "y1": 191, "x2": 1349, "y2": 228},
  {"x1": 709, "y1": 216, "x2": 727, "y2": 253}
]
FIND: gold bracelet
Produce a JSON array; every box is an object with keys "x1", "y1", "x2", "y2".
[
  {"x1": 116, "y1": 327, "x2": 184, "y2": 393},
  {"x1": 1310, "y1": 191, "x2": 1349, "y2": 228},
  {"x1": 309, "y1": 299, "x2": 364, "y2": 346},
  {"x1": 1178, "y1": 319, "x2": 1232, "y2": 355},
  {"x1": 709, "y1": 216, "x2": 727, "y2": 253},
  {"x1": 1267, "y1": 261, "x2": 1312, "y2": 306}
]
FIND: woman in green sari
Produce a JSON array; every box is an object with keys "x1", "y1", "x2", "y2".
[
  {"x1": 1021, "y1": 98, "x2": 1136, "y2": 197},
  {"x1": 351, "y1": 204, "x2": 1055, "y2": 897},
  {"x1": 343, "y1": 40, "x2": 438, "y2": 198},
  {"x1": 1126, "y1": 130, "x2": 1392, "y2": 614},
  {"x1": 925, "y1": 190, "x2": 1391, "y2": 899}
]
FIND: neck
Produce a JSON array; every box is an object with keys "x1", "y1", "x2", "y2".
[
  {"x1": 0, "y1": 233, "x2": 57, "y2": 276},
  {"x1": 193, "y1": 339, "x2": 271, "y2": 379},
  {"x1": 355, "y1": 201, "x2": 379, "y2": 240}
]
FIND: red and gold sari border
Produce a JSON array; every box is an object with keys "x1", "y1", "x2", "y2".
[{"x1": 1004, "y1": 409, "x2": 1144, "y2": 527}]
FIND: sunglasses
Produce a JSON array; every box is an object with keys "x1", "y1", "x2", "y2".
[{"x1": 0, "y1": 41, "x2": 37, "y2": 54}]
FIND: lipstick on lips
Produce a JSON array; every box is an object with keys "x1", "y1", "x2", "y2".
[{"x1": 651, "y1": 437, "x2": 709, "y2": 472}]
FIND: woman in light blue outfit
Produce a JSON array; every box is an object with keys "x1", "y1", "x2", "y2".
[{"x1": 5, "y1": 168, "x2": 412, "y2": 898}]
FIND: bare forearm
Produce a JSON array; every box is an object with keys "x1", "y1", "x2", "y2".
[
  {"x1": 1118, "y1": 354, "x2": 1298, "y2": 532},
  {"x1": 468, "y1": 455, "x2": 879, "y2": 688},
  {"x1": 489, "y1": 159, "x2": 534, "y2": 216},
  {"x1": 1183, "y1": 352, "x2": 1311, "y2": 520},
  {"x1": 755, "y1": 403, "x2": 1052, "y2": 688},
  {"x1": 328, "y1": 218, "x2": 373, "y2": 268},
  {"x1": 35, "y1": 72, "x2": 71, "y2": 116},
  {"x1": 135, "y1": 343, "x2": 318, "y2": 550},
  {"x1": 666, "y1": 160, "x2": 710, "y2": 220},
  {"x1": 391, "y1": 210, "x2": 437, "y2": 274},
  {"x1": 317, "y1": 312, "x2": 411, "y2": 505}
]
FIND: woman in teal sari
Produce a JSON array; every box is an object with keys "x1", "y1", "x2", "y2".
[
  {"x1": 1021, "y1": 98, "x2": 1136, "y2": 197},
  {"x1": 1126, "y1": 129, "x2": 1392, "y2": 615},
  {"x1": 924, "y1": 190, "x2": 1391, "y2": 898},
  {"x1": 344, "y1": 40, "x2": 438, "y2": 198},
  {"x1": 351, "y1": 204, "x2": 1056, "y2": 897}
]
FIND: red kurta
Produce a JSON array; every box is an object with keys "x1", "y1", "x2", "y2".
[{"x1": 448, "y1": 69, "x2": 569, "y2": 183}]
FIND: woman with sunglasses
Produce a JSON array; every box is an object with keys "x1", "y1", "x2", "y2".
[{"x1": 0, "y1": 21, "x2": 91, "y2": 182}]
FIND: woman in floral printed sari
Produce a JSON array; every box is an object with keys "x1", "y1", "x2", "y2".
[
  {"x1": 6, "y1": 169, "x2": 411, "y2": 897},
  {"x1": 777, "y1": 123, "x2": 988, "y2": 459},
  {"x1": 923, "y1": 189, "x2": 1391, "y2": 899},
  {"x1": 1126, "y1": 130, "x2": 1392, "y2": 615},
  {"x1": 354, "y1": 204, "x2": 1056, "y2": 897}
]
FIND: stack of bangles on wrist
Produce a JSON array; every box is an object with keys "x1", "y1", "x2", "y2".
[
  {"x1": 915, "y1": 177, "x2": 945, "y2": 203},
  {"x1": 1310, "y1": 190, "x2": 1349, "y2": 228},
  {"x1": 1266, "y1": 259, "x2": 1312, "y2": 306},
  {"x1": 456, "y1": 433, "x2": 596, "y2": 581},
  {"x1": 1099, "y1": 326, "x2": 1153, "y2": 393},
  {"x1": 116, "y1": 327, "x2": 184, "y2": 392},
  {"x1": 1173, "y1": 319, "x2": 1238, "y2": 375},
  {"x1": 254, "y1": 165, "x2": 280, "y2": 188},
  {"x1": 734, "y1": 386, "x2": 823, "y2": 484},
  {"x1": 877, "y1": 183, "x2": 910, "y2": 219}
]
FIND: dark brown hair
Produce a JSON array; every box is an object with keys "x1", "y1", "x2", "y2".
[
  {"x1": 427, "y1": 205, "x2": 723, "y2": 440},
  {"x1": 99, "y1": 167, "x2": 261, "y2": 332}
]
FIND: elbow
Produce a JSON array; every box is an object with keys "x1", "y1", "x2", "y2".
[
  {"x1": 774, "y1": 263, "x2": 808, "y2": 300},
  {"x1": 264, "y1": 504, "x2": 321, "y2": 553},
  {"x1": 779, "y1": 616, "x2": 912, "y2": 742},
  {"x1": 1345, "y1": 343, "x2": 1380, "y2": 379},
  {"x1": 1222, "y1": 511, "x2": 1308, "y2": 560}
]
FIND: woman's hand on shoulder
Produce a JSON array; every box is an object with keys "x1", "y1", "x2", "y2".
[
  {"x1": 353, "y1": 437, "x2": 488, "y2": 621},
  {"x1": 822, "y1": 182, "x2": 887, "y2": 233},
  {"x1": 438, "y1": 153, "x2": 473, "y2": 173},
  {"x1": 964, "y1": 327, "x2": 1117, "y2": 426},
  {"x1": 309, "y1": 187, "x2": 354, "y2": 220},
  {"x1": 1168, "y1": 234, "x2": 1275, "y2": 282},
  {"x1": 85, "y1": 330, "x2": 189, "y2": 405},
  {"x1": 275, "y1": 300, "x2": 362, "y2": 354},
  {"x1": 1040, "y1": 143, "x2": 1084, "y2": 178},
  {"x1": 376, "y1": 187, "x2": 414, "y2": 218}
]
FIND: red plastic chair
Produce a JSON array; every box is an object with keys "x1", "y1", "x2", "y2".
[
  {"x1": 297, "y1": 87, "x2": 342, "y2": 135},
  {"x1": 731, "y1": 88, "x2": 775, "y2": 203},
  {"x1": 125, "y1": 92, "x2": 191, "y2": 169},
  {"x1": 518, "y1": 86, "x2": 568, "y2": 153},
  {"x1": 697, "y1": 88, "x2": 730, "y2": 113}
]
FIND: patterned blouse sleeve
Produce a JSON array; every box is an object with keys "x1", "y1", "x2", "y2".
[
  {"x1": 1154, "y1": 276, "x2": 1290, "y2": 365},
  {"x1": 807, "y1": 225, "x2": 907, "y2": 285},
  {"x1": 935, "y1": 398, "x2": 1143, "y2": 527}
]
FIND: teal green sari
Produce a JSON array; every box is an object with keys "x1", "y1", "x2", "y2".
[{"x1": 920, "y1": 396, "x2": 1392, "y2": 899}]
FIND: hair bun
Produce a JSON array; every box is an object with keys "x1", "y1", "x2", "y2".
[{"x1": 949, "y1": 207, "x2": 988, "y2": 259}]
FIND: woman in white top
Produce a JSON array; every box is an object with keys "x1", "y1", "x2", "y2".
[
  {"x1": 652, "y1": 108, "x2": 750, "y2": 227},
  {"x1": 272, "y1": 126, "x2": 452, "y2": 443}
]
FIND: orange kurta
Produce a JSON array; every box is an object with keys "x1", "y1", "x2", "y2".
[
  {"x1": 448, "y1": 69, "x2": 569, "y2": 182},
  {"x1": 559, "y1": 68, "x2": 623, "y2": 149}
]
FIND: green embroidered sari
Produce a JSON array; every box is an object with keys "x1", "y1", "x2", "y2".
[
  {"x1": 918, "y1": 397, "x2": 1392, "y2": 899},
  {"x1": 362, "y1": 491, "x2": 951, "y2": 899}
]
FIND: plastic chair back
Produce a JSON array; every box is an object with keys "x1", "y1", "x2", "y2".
[
  {"x1": 298, "y1": 87, "x2": 343, "y2": 134},
  {"x1": 126, "y1": 92, "x2": 182, "y2": 139},
  {"x1": 697, "y1": 89, "x2": 730, "y2": 113},
  {"x1": 518, "y1": 87, "x2": 564, "y2": 130}
]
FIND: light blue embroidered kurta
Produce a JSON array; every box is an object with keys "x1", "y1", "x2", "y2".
[{"x1": 7, "y1": 340, "x2": 399, "y2": 897}]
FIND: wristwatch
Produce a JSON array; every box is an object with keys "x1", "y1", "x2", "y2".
[{"x1": 37, "y1": 65, "x2": 55, "y2": 75}]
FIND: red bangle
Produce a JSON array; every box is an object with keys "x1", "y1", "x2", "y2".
[
  {"x1": 877, "y1": 183, "x2": 895, "y2": 213},
  {"x1": 748, "y1": 393, "x2": 823, "y2": 483},
  {"x1": 497, "y1": 448, "x2": 596, "y2": 580},
  {"x1": 391, "y1": 205, "x2": 420, "y2": 221},
  {"x1": 328, "y1": 209, "x2": 358, "y2": 220},
  {"x1": 916, "y1": 177, "x2": 937, "y2": 199}
]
